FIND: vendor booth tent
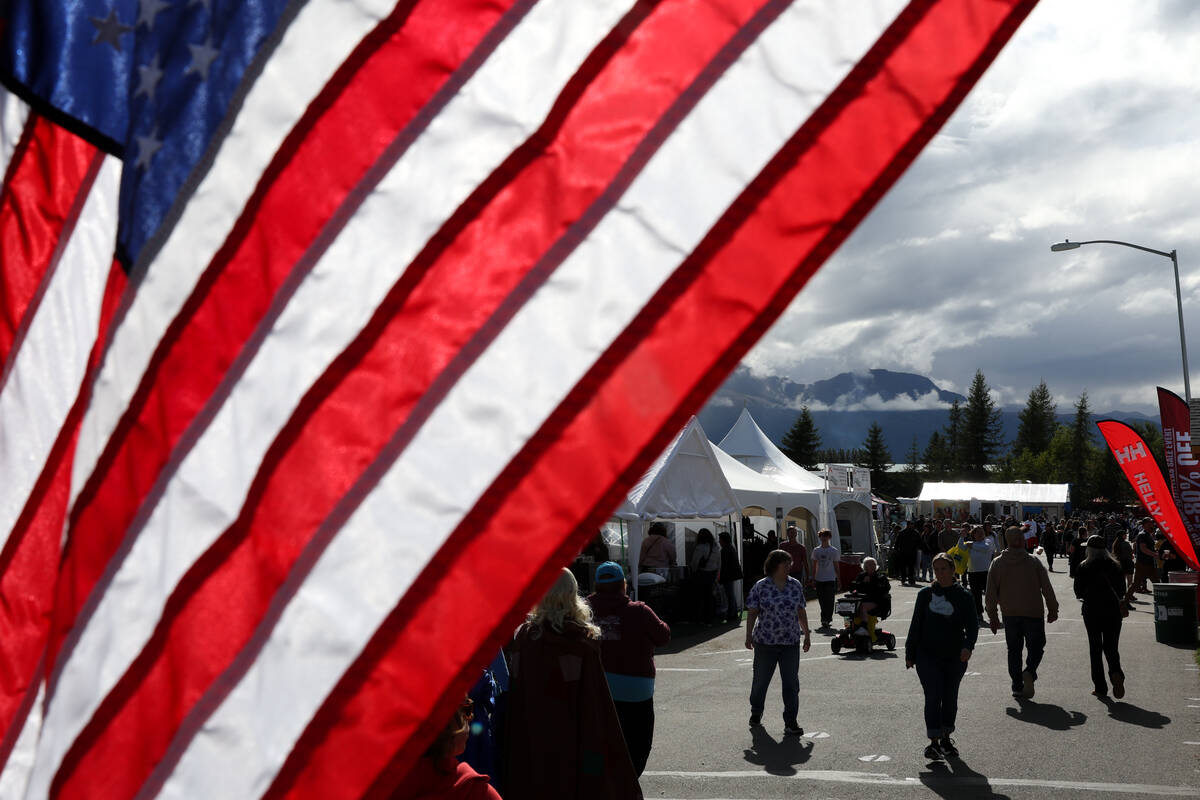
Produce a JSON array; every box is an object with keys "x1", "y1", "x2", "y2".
[
  {"x1": 717, "y1": 408, "x2": 826, "y2": 491},
  {"x1": 916, "y1": 482, "x2": 1070, "y2": 520},
  {"x1": 614, "y1": 417, "x2": 742, "y2": 598},
  {"x1": 712, "y1": 445, "x2": 822, "y2": 520},
  {"x1": 717, "y1": 408, "x2": 874, "y2": 554}
]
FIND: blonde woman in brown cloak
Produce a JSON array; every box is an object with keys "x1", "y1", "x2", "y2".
[{"x1": 503, "y1": 568, "x2": 642, "y2": 800}]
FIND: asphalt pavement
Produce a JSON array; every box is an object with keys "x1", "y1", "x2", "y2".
[{"x1": 641, "y1": 558, "x2": 1200, "y2": 799}]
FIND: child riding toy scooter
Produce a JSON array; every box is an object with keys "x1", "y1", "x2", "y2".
[{"x1": 830, "y1": 557, "x2": 895, "y2": 655}]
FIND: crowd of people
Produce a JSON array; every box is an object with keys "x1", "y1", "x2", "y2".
[{"x1": 401, "y1": 509, "x2": 1192, "y2": 797}]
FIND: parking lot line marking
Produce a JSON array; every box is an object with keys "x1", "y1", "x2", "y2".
[{"x1": 642, "y1": 769, "x2": 1199, "y2": 795}]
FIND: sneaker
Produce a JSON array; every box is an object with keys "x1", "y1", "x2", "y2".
[
  {"x1": 923, "y1": 743, "x2": 943, "y2": 761},
  {"x1": 1021, "y1": 670, "x2": 1035, "y2": 698},
  {"x1": 938, "y1": 737, "x2": 958, "y2": 757},
  {"x1": 783, "y1": 722, "x2": 804, "y2": 736},
  {"x1": 749, "y1": 714, "x2": 762, "y2": 727},
  {"x1": 1091, "y1": 689, "x2": 1108, "y2": 698},
  {"x1": 1011, "y1": 690, "x2": 1023, "y2": 698},
  {"x1": 1111, "y1": 673, "x2": 1125, "y2": 699}
]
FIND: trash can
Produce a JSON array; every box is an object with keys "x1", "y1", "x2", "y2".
[
  {"x1": 1153, "y1": 582, "x2": 1198, "y2": 645},
  {"x1": 1168, "y1": 571, "x2": 1200, "y2": 610},
  {"x1": 837, "y1": 553, "x2": 863, "y2": 586}
]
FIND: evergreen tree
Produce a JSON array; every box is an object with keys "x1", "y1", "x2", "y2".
[
  {"x1": 780, "y1": 406, "x2": 822, "y2": 469},
  {"x1": 1067, "y1": 391, "x2": 1094, "y2": 505},
  {"x1": 961, "y1": 370, "x2": 1003, "y2": 480},
  {"x1": 893, "y1": 435, "x2": 924, "y2": 497},
  {"x1": 905, "y1": 436, "x2": 922, "y2": 473},
  {"x1": 1014, "y1": 380, "x2": 1057, "y2": 456},
  {"x1": 857, "y1": 422, "x2": 892, "y2": 489},
  {"x1": 944, "y1": 399, "x2": 963, "y2": 475},
  {"x1": 923, "y1": 431, "x2": 950, "y2": 481}
]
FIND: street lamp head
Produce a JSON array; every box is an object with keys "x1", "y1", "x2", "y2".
[{"x1": 1050, "y1": 240, "x2": 1080, "y2": 252}]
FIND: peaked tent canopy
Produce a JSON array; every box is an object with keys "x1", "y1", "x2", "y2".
[
  {"x1": 713, "y1": 445, "x2": 821, "y2": 518},
  {"x1": 615, "y1": 417, "x2": 742, "y2": 600},
  {"x1": 717, "y1": 407, "x2": 827, "y2": 491},
  {"x1": 616, "y1": 416, "x2": 742, "y2": 521}
]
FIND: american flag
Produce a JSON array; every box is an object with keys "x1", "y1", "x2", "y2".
[{"x1": 0, "y1": 0, "x2": 1035, "y2": 796}]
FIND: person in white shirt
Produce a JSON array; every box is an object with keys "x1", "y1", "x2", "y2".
[
  {"x1": 810, "y1": 529, "x2": 841, "y2": 631},
  {"x1": 957, "y1": 525, "x2": 997, "y2": 618}
]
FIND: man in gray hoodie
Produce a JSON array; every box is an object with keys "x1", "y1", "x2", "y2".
[{"x1": 985, "y1": 527, "x2": 1058, "y2": 699}]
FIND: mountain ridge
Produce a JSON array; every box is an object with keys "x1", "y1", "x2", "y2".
[{"x1": 700, "y1": 367, "x2": 1154, "y2": 455}]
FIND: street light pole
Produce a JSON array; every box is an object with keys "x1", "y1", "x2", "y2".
[{"x1": 1050, "y1": 238, "x2": 1191, "y2": 403}]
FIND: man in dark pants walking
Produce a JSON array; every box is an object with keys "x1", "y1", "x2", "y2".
[
  {"x1": 811, "y1": 529, "x2": 841, "y2": 630},
  {"x1": 985, "y1": 527, "x2": 1059, "y2": 698},
  {"x1": 892, "y1": 521, "x2": 921, "y2": 586},
  {"x1": 587, "y1": 562, "x2": 671, "y2": 776}
]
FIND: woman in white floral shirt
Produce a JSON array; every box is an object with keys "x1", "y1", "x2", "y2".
[{"x1": 744, "y1": 549, "x2": 811, "y2": 736}]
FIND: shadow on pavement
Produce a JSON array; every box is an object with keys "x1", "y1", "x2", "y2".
[
  {"x1": 657, "y1": 619, "x2": 743, "y2": 655},
  {"x1": 919, "y1": 758, "x2": 1012, "y2": 800},
  {"x1": 741, "y1": 725, "x2": 813, "y2": 776},
  {"x1": 1099, "y1": 697, "x2": 1171, "y2": 728},
  {"x1": 1004, "y1": 699, "x2": 1086, "y2": 730}
]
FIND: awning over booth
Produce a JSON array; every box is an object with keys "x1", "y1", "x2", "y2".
[{"x1": 917, "y1": 482, "x2": 1070, "y2": 504}]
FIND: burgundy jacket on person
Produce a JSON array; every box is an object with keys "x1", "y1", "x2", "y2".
[
  {"x1": 587, "y1": 592, "x2": 671, "y2": 679},
  {"x1": 503, "y1": 621, "x2": 642, "y2": 800}
]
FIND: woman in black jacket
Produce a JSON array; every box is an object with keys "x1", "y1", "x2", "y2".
[
  {"x1": 1073, "y1": 535, "x2": 1128, "y2": 699},
  {"x1": 905, "y1": 554, "x2": 977, "y2": 761}
]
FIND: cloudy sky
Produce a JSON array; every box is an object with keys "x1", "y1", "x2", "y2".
[{"x1": 741, "y1": 0, "x2": 1200, "y2": 414}]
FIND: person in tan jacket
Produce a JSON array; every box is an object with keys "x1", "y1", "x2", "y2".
[{"x1": 985, "y1": 527, "x2": 1058, "y2": 699}]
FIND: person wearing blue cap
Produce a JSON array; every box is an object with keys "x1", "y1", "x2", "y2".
[{"x1": 587, "y1": 561, "x2": 671, "y2": 776}]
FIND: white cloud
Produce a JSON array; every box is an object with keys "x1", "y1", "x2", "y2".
[
  {"x1": 801, "y1": 390, "x2": 952, "y2": 413},
  {"x1": 737, "y1": 0, "x2": 1200, "y2": 414}
]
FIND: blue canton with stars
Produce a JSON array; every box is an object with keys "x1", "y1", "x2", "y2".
[{"x1": 1, "y1": 0, "x2": 293, "y2": 267}]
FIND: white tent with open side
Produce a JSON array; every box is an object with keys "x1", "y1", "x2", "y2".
[
  {"x1": 614, "y1": 416, "x2": 742, "y2": 599},
  {"x1": 916, "y1": 482, "x2": 1070, "y2": 520},
  {"x1": 716, "y1": 408, "x2": 875, "y2": 554}
]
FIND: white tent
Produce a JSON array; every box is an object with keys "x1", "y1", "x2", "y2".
[
  {"x1": 717, "y1": 408, "x2": 874, "y2": 553},
  {"x1": 712, "y1": 445, "x2": 820, "y2": 517},
  {"x1": 917, "y1": 482, "x2": 1070, "y2": 519},
  {"x1": 717, "y1": 408, "x2": 827, "y2": 492},
  {"x1": 614, "y1": 417, "x2": 742, "y2": 598}
]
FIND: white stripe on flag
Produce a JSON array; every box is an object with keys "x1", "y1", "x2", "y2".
[
  {"x1": 27, "y1": 0, "x2": 640, "y2": 793},
  {"x1": 0, "y1": 94, "x2": 30, "y2": 179},
  {"x1": 0, "y1": 680, "x2": 42, "y2": 800},
  {"x1": 68, "y1": 0, "x2": 395, "y2": 508},
  {"x1": 0, "y1": 154, "x2": 119, "y2": 549},
  {"x1": 155, "y1": 2, "x2": 906, "y2": 795}
]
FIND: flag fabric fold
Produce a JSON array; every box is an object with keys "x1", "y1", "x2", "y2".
[
  {"x1": 0, "y1": 0, "x2": 1038, "y2": 796},
  {"x1": 1156, "y1": 387, "x2": 1200, "y2": 568}
]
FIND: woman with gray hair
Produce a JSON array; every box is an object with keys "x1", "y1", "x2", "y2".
[{"x1": 1073, "y1": 535, "x2": 1128, "y2": 699}]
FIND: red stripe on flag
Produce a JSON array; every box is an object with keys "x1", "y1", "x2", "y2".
[
  {"x1": 0, "y1": 256, "x2": 127, "y2": 775},
  {"x1": 258, "y1": 1, "x2": 1038, "y2": 796},
  {"x1": 50, "y1": 1, "x2": 770, "y2": 795},
  {"x1": 0, "y1": 115, "x2": 96, "y2": 367},
  {"x1": 45, "y1": 0, "x2": 519, "y2": 693}
]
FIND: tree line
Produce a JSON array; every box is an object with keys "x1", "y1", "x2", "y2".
[{"x1": 779, "y1": 369, "x2": 1164, "y2": 506}]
